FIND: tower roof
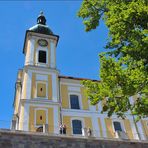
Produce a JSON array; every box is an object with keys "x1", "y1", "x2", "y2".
[
  {"x1": 23, "y1": 12, "x2": 59, "y2": 54},
  {"x1": 29, "y1": 11, "x2": 53, "y2": 35}
]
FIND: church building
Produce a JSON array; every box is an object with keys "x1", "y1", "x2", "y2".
[{"x1": 12, "y1": 12, "x2": 148, "y2": 140}]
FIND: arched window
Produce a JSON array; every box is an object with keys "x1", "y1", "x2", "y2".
[
  {"x1": 70, "y1": 95, "x2": 80, "y2": 109},
  {"x1": 113, "y1": 121, "x2": 122, "y2": 131},
  {"x1": 38, "y1": 50, "x2": 46, "y2": 63},
  {"x1": 72, "y1": 120, "x2": 82, "y2": 134}
]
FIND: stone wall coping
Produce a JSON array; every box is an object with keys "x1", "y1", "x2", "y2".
[{"x1": 0, "y1": 128, "x2": 148, "y2": 144}]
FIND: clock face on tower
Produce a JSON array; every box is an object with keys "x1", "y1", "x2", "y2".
[{"x1": 38, "y1": 39, "x2": 48, "y2": 47}]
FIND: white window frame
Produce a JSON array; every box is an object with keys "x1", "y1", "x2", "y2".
[
  {"x1": 68, "y1": 93, "x2": 83, "y2": 110},
  {"x1": 36, "y1": 46, "x2": 48, "y2": 67},
  {"x1": 34, "y1": 108, "x2": 48, "y2": 128},
  {"x1": 112, "y1": 119, "x2": 126, "y2": 136}
]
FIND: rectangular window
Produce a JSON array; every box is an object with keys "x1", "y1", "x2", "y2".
[
  {"x1": 113, "y1": 121, "x2": 122, "y2": 131},
  {"x1": 72, "y1": 120, "x2": 82, "y2": 134},
  {"x1": 70, "y1": 95, "x2": 80, "y2": 109},
  {"x1": 38, "y1": 50, "x2": 46, "y2": 63}
]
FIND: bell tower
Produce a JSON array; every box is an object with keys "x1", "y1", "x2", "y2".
[
  {"x1": 12, "y1": 12, "x2": 60, "y2": 133},
  {"x1": 24, "y1": 11, "x2": 58, "y2": 69}
]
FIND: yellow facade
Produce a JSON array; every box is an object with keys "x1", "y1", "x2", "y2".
[
  {"x1": 13, "y1": 54, "x2": 148, "y2": 141},
  {"x1": 63, "y1": 116, "x2": 71, "y2": 135},
  {"x1": 36, "y1": 110, "x2": 46, "y2": 125},
  {"x1": 124, "y1": 119, "x2": 134, "y2": 139},
  {"x1": 81, "y1": 87, "x2": 89, "y2": 110},
  {"x1": 141, "y1": 120, "x2": 148, "y2": 138},
  {"x1": 37, "y1": 83, "x2": 46, "y2": 98},
  {"x1": 31, "y1": 73, "x2": 53, "y2": 99},
  {"x1": 61, "y1": 84, "x2": 69, "y2": 109},
  {"x1": 62, "y1": 116, "x2": 93, "y2": 136},
  {"x1": 12, "y1": 13, "x2": 148, "y2": 142},
  {"x1": 84, "y1": 117, "x2": 92, "y2": 129},
  {"x1": 29, "y1": 106, "x2": 54, "y2": 133},
  {"x1": 98, "y1": 118, "x2": 103, "y2": 137},
  {"x1": 29, "y1": 106, "x2": 35, "y2": 131},
  {"x1": 48, "y1": 108, "x2": 54, "y2": 133},
  {"x1": 105, "y1": 118, "x2": 114, "y2": 138},
  {"x1": 15, "y1": 71, "x2": 148, "y2": 140}
]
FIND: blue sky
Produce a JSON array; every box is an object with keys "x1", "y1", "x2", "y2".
[{"x1": 0, "y1": 1, "x2": 108, "y2": 128}]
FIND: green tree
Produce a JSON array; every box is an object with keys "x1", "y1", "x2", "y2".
[{"x1": 78, "y1": 0, "x2": 148, "y2": 120}]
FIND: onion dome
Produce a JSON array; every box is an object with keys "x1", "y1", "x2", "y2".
[{"x1": 29, "y1": 11, "x2": 53, "y2": 35}]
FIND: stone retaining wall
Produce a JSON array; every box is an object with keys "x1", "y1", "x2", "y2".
[{"x1": 0, "y1": 129, "x2": 147, "y2": 148}]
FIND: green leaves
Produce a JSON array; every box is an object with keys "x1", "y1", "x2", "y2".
[
  {"x1": 78, "y1": 0, "x2": 106, "y2": 32},
  {"x1": 78, "y1": 0, "x2": 148, "y2": 120},
  {"x1": 83, "y1": 55, "x2": 147, "y2": 119}
]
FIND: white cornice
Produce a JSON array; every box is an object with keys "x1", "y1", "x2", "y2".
[
  {"x1": 27, "y1": 31, "x2": 58, "y2": 42},
  {"x1": 23, "y1": 65, "x2": 60, "y2": 74},
  {"x1": 20, "y1": 99, "x2": 60, "y2": 106}
]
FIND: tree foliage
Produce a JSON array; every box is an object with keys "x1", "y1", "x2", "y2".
[{"x1": 78, "y1": 0, "x2": 148, "y2": 119}]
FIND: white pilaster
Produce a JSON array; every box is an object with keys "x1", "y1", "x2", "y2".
[
  {"x1": 50, "y1": 41, "x2": 56, "y2": 68},
  {"x1": 54, "y1": 106, "x2": 59, "y2": 134},
  {"x1": 92, "y1": 116, "x2": 100, "y2": 137},
  {"x1": 129, "y1": 119, "x2": 139, "y2": 140},
  {"x1": 100, "y1": 117, "x2": 107, "y2": 138},
  {"x1": 26, "y1": 70, "x2": 32, "y2": 99},
  {"x1": 29, "y1": 38, "x2": 35, "y2": 65},
  {"x1": 21, "y1": 72, "x2": 27, "y2": 99},
  {"x1": 136, "y1": 120, "x2": 147, "y2": 140},
  {"x1": 52, "y1": 73, "x2": 58, "y2": 102},
  {"x1": 25, "y1": 49, "x2": 29, "y2": 66},
  {"x1": 23, "y1": 103, "x2": 29, "y2": 131},
  {"x1": 25, "y1": 38, "x2": 35, "y2": 65}
]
